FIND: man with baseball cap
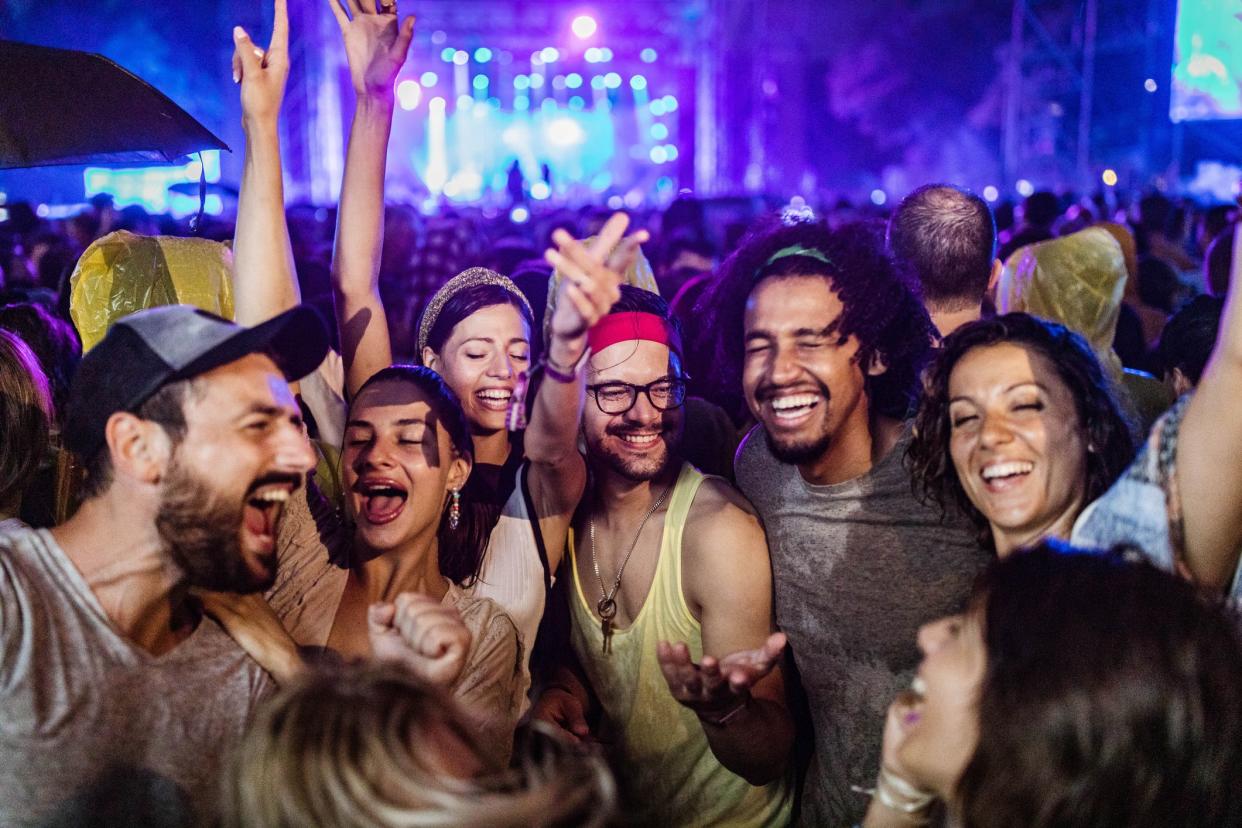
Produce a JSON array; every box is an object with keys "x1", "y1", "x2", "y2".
[{"x1": 0, "y1": 304, "x2": 328, "y2": 826}]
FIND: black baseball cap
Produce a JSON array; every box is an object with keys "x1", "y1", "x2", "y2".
[{"x1": 64, "y1": 304, "x2": 330, "y2": 460}]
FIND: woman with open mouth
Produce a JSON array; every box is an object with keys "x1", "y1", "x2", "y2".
[
  {"x1": 860, "y1": 542, "x2": 1242, "y2": 827},
  {"x1": 907, "y1": 306, "x2": 1242, "y2": 598}
]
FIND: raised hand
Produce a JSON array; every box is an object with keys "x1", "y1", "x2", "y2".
[
  {"x1": 367, "y1": 592, "x2": 470, "y2": 688},
  {"x1": 544, "y1": 212, "x2": 651, "y2": 347},
  {"x1": 327, "y1": 0, "x2": 416, "y2": 99},
  {"x1": 195, "y1": 589, "x2": 304, "y2": 684},
  {"x1": 656, "y1": 632, "x2": 787, "y2": 720},
  {"x1": 531, "y1": 685, "x2": 592, "y2": 743},
  {"x1": 233, "y1": 0, "x2": 290, "y2": 126}
]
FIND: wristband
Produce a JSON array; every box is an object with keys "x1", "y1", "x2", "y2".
[
  {"x1": 697, "y1": 696, "x2": 749, "y2": 727},
  {"x1": 541, "y1": 350, "x2": 586, "y2": 383},
  {"x1": 873, "y1": 767, "x2": 935, "y2": 822}
]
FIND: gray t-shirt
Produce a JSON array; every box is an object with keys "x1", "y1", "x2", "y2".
[
  {"x1": 0, "y1": 526, "x2": 274, "y2": 827},
  {"x1": 735, "y1": 425, "x2": 989, "y2": 826}
]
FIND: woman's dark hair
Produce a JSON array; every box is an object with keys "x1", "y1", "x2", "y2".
[
  {"x1": 353, "y1": 365, "x2": 487, "y2": 584},
  {"x1": 1157, "y1": 294, "x2": 1224, "y2": 385},
  {"x1": 698, "y1": 217, "x2": 933, "y2": 419},
  {"x1": 957, "y1": 541, "x2": 1242, "y2": 827},
  {"x1": 424, "y1": 284, "x2": 534, "y2": 356},
  {"x1": 0, "y1": 329, "x2": 52, "y2": 511},
  {"x1": 907, "y1": 313, "x2": 1134, "y2": 548},
  {"x1": 0, "y1": 301, "x2": 81, "y2": 418}
]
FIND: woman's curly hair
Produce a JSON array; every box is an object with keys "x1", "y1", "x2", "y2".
[
  {"x1": 696, "y1": 217, "x2": 934, "y2": 420},
  {"x1": 907, "y1": 313, "x2": 1135, "y2": 548}
]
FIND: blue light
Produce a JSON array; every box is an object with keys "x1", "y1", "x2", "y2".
[
  {"x1": 441, "y1": 47, "x2": 457, "y2": 62},
  {"x1": 650, "y1": 123, "x2": 669, "y2": 140},
  {"x1": 566, "y1": 73, "x2": 583, "y2": 89},
  {"x1": 420, "y1": 71, "x2": 438, "y2": 87},
  {"x1": 510, "y1": 205, "x2": 530, "y2": 223},
  {"x1": 649, "y1": 146, "x2": 669, "y2": 164},
  {"x1": 630, "y1": 75, "x2": 647, "y2": 91},
  {"x1": 640, "y1": 48, "x2": 658, "y2": 63},
  {"x1": 453, "y1": 50, "x2": 469, "y2": 65},
  {"x1": 540, "y1": 46, "x2": 559, "y2": 63},
  {"x1": 662, "y1": 94, "x2": 678, "y2": 111},
  {"x1": 529, "y1": 73, "x2": 545, "y2": 89},
  {"x1": 473, "y1": 75, "x2": 489, "y2": 90},
  {"x1": 474, "y1": 47, "x2": 493, "y2": 63},
  {"x1": 552, "y1": 75, "x2": 567, "y2": 91},
  {"x1": 83, "y1": 150, "x2": 222, "y2": 216},
  {"x1": 531, "y1": 181, "x2": 551, "y2": 200},
  {"x1": 599, "y1": 48, "x2": 614, "y2": 62},
  {"x1": 650, "y1": 99, "x2": 667, "y2": 115},
  {"x1": 584, "y1": 47, "x2": 601, "y2": 63},
  {"x1": 664, "y1": 144, "x2": 679, "y2": 161},
  {"x1": 870, "y1": 189, "x2": 887, "y2": 206},
  {"x1": 591, "y1": 75, "x2": 606, "y2": 90},
  {"x1": 604, "y1": 72, "x2": 622, "y2": 89},
  {"x1": 514, "y1": 95, "x2": 530, "y2": 111},
  {"x1": 541, "y1": 98, "x2": 557, "y2": 111},
  {"x1": 457, "y1": 94, "x2": 473, "y2": 109},
  {"x1": 568, "y1": 96, "x2": 585, "y2": 110},
  {"x1": 514, "y1": 74, "x2": 530, "y2": 90}
]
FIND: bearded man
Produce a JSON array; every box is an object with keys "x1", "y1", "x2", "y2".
[{"x1": 0, "y1": 304, "x2": 328, "y2": 827}]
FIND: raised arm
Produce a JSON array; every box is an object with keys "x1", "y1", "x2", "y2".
[
  {"x1": 231, "y1": 0, "x2": 300, "y2": 326},
  {"x1": 531, "y1": 214, "x2": 649, "y2": 569},
  {"x1": 1178, "y1": 224, "x2": 1242, "y2": 589},
  {"x1": 327, "y1": 0, "x2": 414, "y2": 396},
  {"x1": 660, "y1": 479, "x2": 794, "y2": 785}
]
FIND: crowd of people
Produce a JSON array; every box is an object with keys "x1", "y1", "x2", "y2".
[{"x1": 2, "y1": 2, "x2": 1242, "y2": 827}]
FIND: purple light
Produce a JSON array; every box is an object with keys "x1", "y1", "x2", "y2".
[{"x1": 572, "y1": 15, "x2": 598, "y2": 39}]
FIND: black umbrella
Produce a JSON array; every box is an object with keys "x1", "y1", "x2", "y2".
[{"x1": 0, "y1": 40, "x2": 229, "y2": 170}]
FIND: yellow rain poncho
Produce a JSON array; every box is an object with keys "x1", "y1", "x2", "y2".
[{"x1": 69, "y1": 230, "x2": 234, "y2": 352}]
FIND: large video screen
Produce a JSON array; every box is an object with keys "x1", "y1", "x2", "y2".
[{"x1": 1171, "y1": 0, "x2": 1242, "y2": 122}]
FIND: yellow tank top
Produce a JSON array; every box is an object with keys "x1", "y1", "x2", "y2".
[{"x1": 569, "y1": 462, "x2": 792, "y2": 827}]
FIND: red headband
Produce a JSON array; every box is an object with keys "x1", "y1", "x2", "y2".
[{"x1": 587, "y1": 311, "x2": 682, "y2": 357}]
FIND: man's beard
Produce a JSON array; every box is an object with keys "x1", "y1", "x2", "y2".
[
  {"x1": 755, "y1": 376, "x2": 835, "y2": 467},
  {"x1": 155, "y1": 460, "x2": 274, "y2": 594},
  {"x1": 588, "y1": 418, "x2": 684, "y2": 483}
]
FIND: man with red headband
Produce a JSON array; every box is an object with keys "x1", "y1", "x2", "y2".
[{"x1": 533, "y1": 285, "x2": 793, "y2": 826}]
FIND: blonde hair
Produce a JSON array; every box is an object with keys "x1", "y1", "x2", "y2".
[
  {"x1": 0, "y1": 329, "x2": 52, "y2": 512},
  {"x1": 219, "y1": 662, "x2": 614, "y2": 828}
]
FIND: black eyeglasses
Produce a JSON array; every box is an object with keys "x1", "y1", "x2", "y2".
[{"x1": 586, "y1": 377, "x2": 689, "y2": 415}]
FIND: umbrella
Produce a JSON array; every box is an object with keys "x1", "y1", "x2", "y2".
[{"x1": 0, "y1": 40, "x2": 229, "y2": 170}]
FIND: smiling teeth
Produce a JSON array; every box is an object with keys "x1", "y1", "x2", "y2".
[
  {"x1": 251, "y1": 489, "x2": 290, "y2": 503},
  {"x1": 621, "y1": 433, "x2": 659, "y2": 444},
  {"x1": 771, "y1": 394, "x2": 818, "y2": 411},
  {"x1": 478, "y1": 390, "x2": 511, "y2": 400},
  {"x1": 982, "y1": 461, "x2": 1034, "y2": 481}
]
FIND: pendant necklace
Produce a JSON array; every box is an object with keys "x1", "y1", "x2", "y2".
[{"x1": 589, "y1": 480, "x2": 674, "y2": 654}]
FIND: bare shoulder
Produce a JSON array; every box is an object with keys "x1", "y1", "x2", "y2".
[{"x1": 682, "y1": 475, "x2": 768, "y2": 570}]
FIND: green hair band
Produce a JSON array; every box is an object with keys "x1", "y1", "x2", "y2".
[{"x1": 762, "y1": 244, "x2": 833, "y2": 272}]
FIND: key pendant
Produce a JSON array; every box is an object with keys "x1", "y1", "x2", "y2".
[{"x1": 598, "y1": 597, "x2": 617, "y2": 654}]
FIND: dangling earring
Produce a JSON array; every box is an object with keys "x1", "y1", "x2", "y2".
[{"x1": 448, "y1": 488, "x2": 461, "y2": 530}]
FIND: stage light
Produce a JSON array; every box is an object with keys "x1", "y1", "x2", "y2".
[
  {"x1": 1144, "y1": 78, "x2": 1158, "y2": 92},
  {"x1": 650, "y1": 146, "x2": 669, "y2": 164},
  {"x1": 600, "y1": 48, "x2": 613, "y2": 62},
  {"x1": 510, "y1": 205, "x2": 530, "y2": 223},
  {"x1": 531, "y1": 181, "x2": 552, "y2": 199},
  {"x1": 441, "y1": 47, "x2": 456, "y2": 62},
  {"x1": 529, "y1": 73, "x2": 545, "y2": 89},
  {"x1": 540, "y1": 47, "x2": 559, "y2": 63},
  {"x1": 514, "y1": 74, "x2": 530, "y2": 90},
  {"x1": 473, "y1": 75, "x2": 489, "y2": 90},
  {"x1": 662, "y1": 95, "x2": 678, "y2": 111},
  {"x1": 567, "y1": 73, "x2": 583, "y2": 89},
  {"x1": 630, "y1": 75, "x2": 647, "y2": 91},
  {"x1": 607, "y1": 195, "x2": 624, "y2": 209},
  {"x1": 870, "y1": 189, "x2": 887, "y2": 206},
  {"x1": 474, "y1": 47, "x2": 493, "y2": 63},
  {"x1": 591, "y1": 75, "x2": 606, "y2": 90},
  {"x1": 568, "y1": 96, "x2": 585, "y2": 110},
  {"x1": 457, "y1": 95, "x2": 473, "y2": 110},
  {"x1": 1016, "y1": 179, "x2": 1034, "y2": 196},
  {"x1": 1102, "y1": 168, "x2": 1118, "y2": 186},
  {"x1": 546, "y1": 117, "x2": 586, "y2": 147},
  {"x1": 664, "y1": 145, "x2": 679, "y2": 161},
  {"x1": 624, "y1": 189, "x2": 642, "y2": 208},
  {"x1": 552, "y1": 75, "x2": 567, "y2": 91},
  {"x1": 650, "y1": 123, "x2": 669, "y2": 140},
  {"x1": 650, "y1": 99, "x2": 667, "y2": 116},
  {"x1": 604, "y1": 72, "x2": 622, "y2": 89},
  {"x1": 585, "y1": 47, "x2": 601, "y2": 63},
  {"x1": 453, "y1": 50, "x2": 469, "y2": 65},
  {"x1": 397, "y1": 80, "x2": 421, "y2": 110},
  {"x1": 640, "y1": 48, "x2": 658, "y2": 63},
  {"x1": 514, "y1": 95, "x2": 530, "y2": 111},
  {"x1": 540, "y1": 97, "x2": 557, "y2": 111},
  {"x1": 420, "y1": 71, "x2": 438, "y2": 87},
  {"x1": 983, "y1": 185, "x2": 999, "y2": 202},
  {"x1": 572, "y1": 15, "x2": 597, "y2": 38}
]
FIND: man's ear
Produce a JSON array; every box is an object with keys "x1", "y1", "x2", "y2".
[
  {"x1": 988, "y1": 258, "x2": 1002, "y2": 294},
  {"x1": 105, "y1": 412, "x2": 172, "y2": 486},
  {"x1": 865, "y1": 351, "x2": 889, "y2": 378},
  {"x1": 422, "y1": 346, "x2": 440, "y2": 372}
]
